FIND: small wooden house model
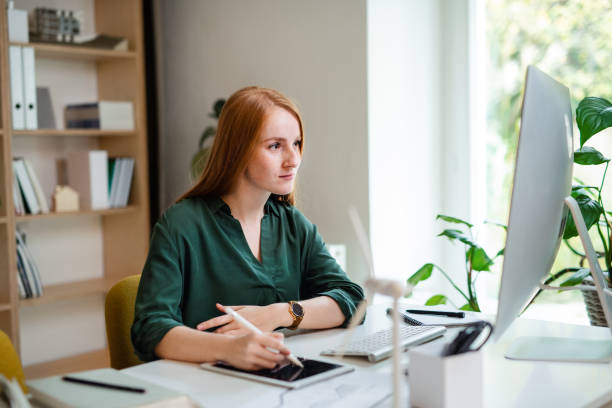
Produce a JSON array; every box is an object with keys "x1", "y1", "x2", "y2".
[{"x1": 53, "y1": 185, "x2": 79, "y2": 212}]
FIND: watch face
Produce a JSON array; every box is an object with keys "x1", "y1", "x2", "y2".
[{"x1": 291, "y1": 302, "x2": 304, "y2": 317}]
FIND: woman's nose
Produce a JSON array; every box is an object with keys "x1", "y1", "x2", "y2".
[{"x1": 285, "y1": 147, "x2": 300, "y2": 168}]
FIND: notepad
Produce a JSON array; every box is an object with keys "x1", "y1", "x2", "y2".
[{"x1": 27, "y1": 368, "x2": 195, "y2": 408}]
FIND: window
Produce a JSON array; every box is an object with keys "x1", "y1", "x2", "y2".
[{"x1": 477, "y1": 0, "x2": 612, "y2": 324}]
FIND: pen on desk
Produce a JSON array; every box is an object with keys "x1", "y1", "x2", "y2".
[
  {"x1": 61, "y1": 376, "x2": 146, "y2": 393},
  {"x1": 406, "y1": 309, "x2": 465, "y2": 318},
  {"x1": 223, "y1": 306, "x2": 304, "y2": 368}
]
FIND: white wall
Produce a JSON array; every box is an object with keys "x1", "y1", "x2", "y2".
[{"x1": 156, "y1": 0, "x2": 370, "y2": 283}]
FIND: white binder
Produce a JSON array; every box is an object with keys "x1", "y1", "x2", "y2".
[
  {"x1": 22, "y1": 47, "x2": 38, "y2": 129},
  {"x1": 8, "y1": 46, "x2": 25, "y2": 130}
]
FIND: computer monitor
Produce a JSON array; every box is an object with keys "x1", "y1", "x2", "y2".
[{"x1": 493, "y1": 65, "x2": 612, "y2": 362}]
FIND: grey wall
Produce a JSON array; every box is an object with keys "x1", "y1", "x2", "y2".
[{"x1": 156, "y1": 0, "x2": 370, "y2": 283}]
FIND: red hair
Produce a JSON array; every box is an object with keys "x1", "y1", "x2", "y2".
[{"x1": 178, "y1": 86, "x2": 304, "y2": 205}]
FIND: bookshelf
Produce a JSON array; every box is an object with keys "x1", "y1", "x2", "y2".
[{"x1": 0, "y1": 0, "x2": 150, "y2": 378}]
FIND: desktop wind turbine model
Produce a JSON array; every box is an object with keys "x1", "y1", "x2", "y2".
[{"x1": 339, "y1": 207, "x2": 413, "y2": 408}]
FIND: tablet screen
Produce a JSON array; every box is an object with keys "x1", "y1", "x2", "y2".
[{"x1": 213, "y1": 358, "x2": 342, "y2": 382}]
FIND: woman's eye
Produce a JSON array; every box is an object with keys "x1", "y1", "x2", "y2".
[
  {"x1": 294, "y1": 140, "x2": 302, "y2": 147},
  {"x1": 269, "y1": 143, "x2": 280, "y2": 150}
]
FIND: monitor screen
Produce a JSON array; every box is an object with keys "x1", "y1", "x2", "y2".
[{"x1": 494, "y1": 65, "x2": 574, "y2": 340}]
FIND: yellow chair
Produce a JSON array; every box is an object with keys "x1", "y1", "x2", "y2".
[
  {"x1": 105, "y1": 274, "x2": 144, "y2": 369},
  {"x1": 0, "y1": 330, "x2": 27, "y2": 393}
]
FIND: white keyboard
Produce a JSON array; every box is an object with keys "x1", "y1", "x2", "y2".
[{"x1": 320, "y1": 325, "x2": 446, "y2": 362}]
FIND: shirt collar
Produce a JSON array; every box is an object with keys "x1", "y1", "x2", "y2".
[
  {"x1": 265, "y1": 196, "x2": 281, "y2": 217},
  {"x1": 207, "y1": 196, "x2": 280, "y2": 217},
  {"x1": 207, "y1": 196, "x2": 232, "y2": 215}
]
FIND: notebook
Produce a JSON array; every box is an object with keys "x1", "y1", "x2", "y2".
[{"x1": 27, "y1": 368, "x2": 196, "y2": 408}]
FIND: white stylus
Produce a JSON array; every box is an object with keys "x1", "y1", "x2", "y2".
[{"x1": 223, "y1": 306, "x2": 304, "y2": 368}]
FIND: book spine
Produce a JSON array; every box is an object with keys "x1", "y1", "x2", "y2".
[
  {"x1": 13, "y1": 158, "x2": 41, "y2": 214},
  {"x1": 23, "y1": 159, "x2": 49, "y2": 213}
]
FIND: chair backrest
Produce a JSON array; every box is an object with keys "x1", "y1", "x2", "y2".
[
  {"x1": 105, "y1": 274, "x2": 143, "y2": 369},
  {"x1": 0, "y1": 330, "x2": 27, "y2": 393}
]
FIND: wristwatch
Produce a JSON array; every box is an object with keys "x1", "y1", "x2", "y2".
[{"x1": 287, "y1": 301, "x2": 304, "y2": 330}]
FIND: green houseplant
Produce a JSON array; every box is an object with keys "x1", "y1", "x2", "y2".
[
  {"x1": 529, "y1": 96, "x2": 612, "y2": 325},
  {"x1": 190, "y1": 98, "x2": 226, "y2": 180},
  {"x1": 406, "y1": 215, "x2": 506, "y2": 312}
]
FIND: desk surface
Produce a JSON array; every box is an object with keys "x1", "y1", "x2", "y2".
[{"x1": 124, "y1": 303, "x2": 612, "y2": 408}]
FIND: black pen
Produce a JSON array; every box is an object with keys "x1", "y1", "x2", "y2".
[
  {"x1": 406, "y1": 309, "x2": 465, "y2": 318},
  {"x1": 62, "y1": 376, "x2": 146, "y2": 393}
]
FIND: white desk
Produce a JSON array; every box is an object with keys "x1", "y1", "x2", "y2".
[{"x1": 123, "y1": 303, "x2": 612, "y2": 407}]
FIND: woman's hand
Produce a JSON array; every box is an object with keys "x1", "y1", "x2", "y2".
[
  {"x1": 197, "y1": 303, "x2": 289, "y2": 335},
  {"x1": 222, "y1": 332, "x2": 289, "y2": 370}
]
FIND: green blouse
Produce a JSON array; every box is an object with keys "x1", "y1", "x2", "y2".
[{"x1": 131, "y1": 196, "x2": 364, "y2": 361}]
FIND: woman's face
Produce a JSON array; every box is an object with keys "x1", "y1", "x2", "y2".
[{"x1": 244, "y1": 107, "x2": 302, "y2": 196}]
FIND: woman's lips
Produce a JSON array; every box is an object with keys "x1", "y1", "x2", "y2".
[{"x1": 280, "y1": 174, "x2": 295, "y2": 180}]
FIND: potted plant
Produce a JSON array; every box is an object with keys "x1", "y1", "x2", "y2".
[
  {"x1": 406, "y1": 215, "x2": 506, "y2": 312},
  {"x1": 528, "y1": 96, "x2": 612, "y2": 326},
  {"x1": 190, "y1": 98, "x2": 226, "y2": 180}
]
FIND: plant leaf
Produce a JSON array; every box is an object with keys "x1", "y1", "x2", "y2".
[
  {"x1": 574, "y1": 146, "x2": 610, "y2": 165},
  {"x1": 407, "y1": 263, "x2": 433, "y2": 287},
  {"x1": 494, "y1": 248, "x2": 505, "y2": 258},
  {"x1": 459, "y1": 303, "x2": 475, "y2": 311},
  {"x1": 190, "y1": 148, "x2": 212, "y2": 181},
  {"x1": 436, "y1": 214, "x2": 473, "y2": 228},
  {"x1": 210, "y1": 98, "x2": 226, "y2": 119},
  {"x1": 438, "y1": 229, "x2": 476, "y2": 247},
  {"x1": 425, "y1": 294, "x2": 447, "y2": 306},
  {"x1": 484, "y1": 220, "x2": 507, "y2": 230},
  {"x1": 563, "y1": 189, "x2": 603, "y2": 239},
  {"x1": 576, "y1": 97, "x2": 612, "y2": 147},
  {"x1": 198, "y1": 127, "x2": 216, "y2": 149},
  {"x1": 559, "y1": 268, "x2": 591, "y2": 287},
  {"x1": 466, "y1": 246, "x2": 493, "y2": 271}
]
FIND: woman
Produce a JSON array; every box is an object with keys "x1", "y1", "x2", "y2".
[{"x1": 131, "y1": 86, "x2": 364, "y2": 370}]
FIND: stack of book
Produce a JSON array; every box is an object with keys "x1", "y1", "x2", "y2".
[
  {"x1": 12, "y1": 157, "x2": 49, "y2": 216},
  {"x1": 108, "y1": 157, "x2": 135, "y2": 208},
  {"x1": 29, "y1": 7, "x2": 81, "y2": 43},
  {"x1": 16, "y1": 230, "x2": 43, "y2": 299},
  {"x1": 65, "y1": 101, "x2": 134, "y2": 130},
  {"x1": 67, "y1": 151, "x2": 135, "y2": 210}
]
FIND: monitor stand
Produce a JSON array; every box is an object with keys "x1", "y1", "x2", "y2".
[{"x1": 504, "y1": 196, "x2": 612, "y2": 363}]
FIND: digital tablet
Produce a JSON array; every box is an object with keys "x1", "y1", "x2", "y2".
[{"x1": 200, "y1": 357, "x2": 354, "y2": 389}]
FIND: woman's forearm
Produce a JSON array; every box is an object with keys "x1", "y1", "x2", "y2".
[
  {"x1": 154, "y1": 326, "x2": 228, "y2": 362},
  {"x1": 271, "y1": 296, "x2": 345, "y2": 330}
]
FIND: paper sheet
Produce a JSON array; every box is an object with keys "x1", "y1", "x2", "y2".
[{"x1": 241, "y1": 370, "x2": 394, "y2": 408}]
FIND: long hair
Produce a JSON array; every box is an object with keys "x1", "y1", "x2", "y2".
[{"x1": 178, "y1": 86, "x2": 304, "y2": 205}]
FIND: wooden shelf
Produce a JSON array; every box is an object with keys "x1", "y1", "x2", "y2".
[
  {"x1": 24, "y1": 347, "x2": 109, "y2": 379},
  {"x1": 9, "y1": 42, "x2": 136, "y2": 61},
  {"x1": 0, "y1": 216, "x2": 7, "y2": 224},
  {"x1": 0, "y1": 303, "x2": 11, "y2": 312},
  {"x1": 19, "y1": 278, "x2": 112, "y2": 307},
  {"x1": 13, "y1": 129, "x2": 135, "y2": 137},
  {"x1": 16, "y1": 206, "x2": 137, "y2": 221}
]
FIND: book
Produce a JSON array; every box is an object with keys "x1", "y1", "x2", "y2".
[
  {"x1": 23, "y1": 158, "x2": 49, "y2": 213},
  {"x1": 74, "y1": 34, "x2": 128, "y2": 51},
  {"x1": 16, "y1": 230, "x2": 43, "y2": 297},
  {"x1": 12, "y1": 173, "x2": 25, "y2": 216},
  {"x1": 13, "y1": 158, "x2": 40, "y2": 214},
  {"x1": 65, "y1": 101, "x2": 134, "y2": 130},
  {"x1": 27, "y1": 368, "x2": 194, "y2": 408},
  {"x1": 66, "y1": 150, "x2": 109, "y2": 210},
  {"x1": 109, "y1": 158, "x2": 123, "y2": 207},
  {"x1": 15, "y1": 248, "x2": 31, "y2": 298},
  {"x1": 118, "y1": 158, "x2": 135, "y2": 207}
]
